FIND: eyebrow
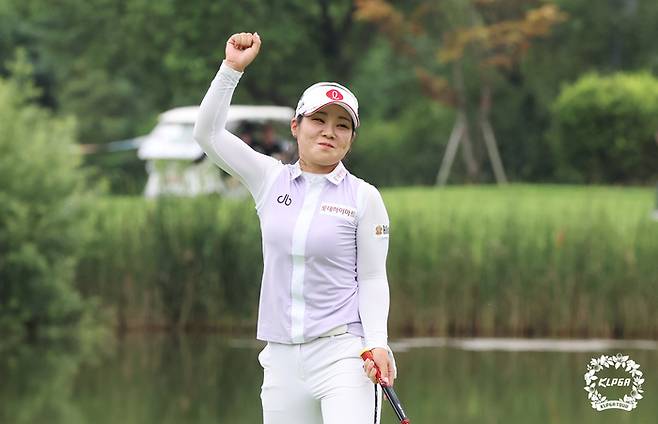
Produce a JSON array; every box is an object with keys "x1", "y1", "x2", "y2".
[{"x1": 314, "y1": 111, "x2": 352, "y2": 123}]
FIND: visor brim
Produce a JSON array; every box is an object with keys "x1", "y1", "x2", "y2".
[{"x1": 301, "y1": 100, "x2": 360, "y2": 128}]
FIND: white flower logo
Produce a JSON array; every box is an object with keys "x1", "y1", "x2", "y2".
[{"x1": 584, "y1": 353, "x2": 644, "y2": 411}]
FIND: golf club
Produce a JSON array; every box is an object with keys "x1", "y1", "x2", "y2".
[{"x1": 361, "y1": 349, "x2": 411, "y2": 424}]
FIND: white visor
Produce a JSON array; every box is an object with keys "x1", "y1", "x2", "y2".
[{"x1": 295, "y1": 82, "x2": 360, "y2": 128}]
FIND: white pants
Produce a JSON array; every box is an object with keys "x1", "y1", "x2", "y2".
[{"x1": 258, "y1": 333, "x2": 382, "y2": 424}]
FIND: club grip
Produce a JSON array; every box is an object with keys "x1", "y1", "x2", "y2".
[
  {"x1": 360, "y1": 350, "x2": 383, "y2": 383},
  {"x1": 361, "y1": 349, "x2": 411, "y2": 424}
]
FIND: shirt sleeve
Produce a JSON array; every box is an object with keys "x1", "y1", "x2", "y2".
[
  {"x1": 356, "y1": 182, "x2": 391, "y2": 350},
  {"x1": 193, "y1": 61, "x2": 281, "y2": 202}
]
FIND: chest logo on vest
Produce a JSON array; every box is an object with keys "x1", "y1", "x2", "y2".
[
  {"x1": 277, "y1": 193, "x2": 293, "y2": 206},
  {"x1": 320, "y1": 202, "x2": 357, "y2": 219}
]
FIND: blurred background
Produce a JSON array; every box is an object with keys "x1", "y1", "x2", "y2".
[{"x1": 1, "y1": 0, "x2": 657, "y2": 423}]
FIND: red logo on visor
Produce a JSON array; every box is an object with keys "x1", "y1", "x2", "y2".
[{"x1": 326, "y1": 89, "x2": 344, "y2": 101}]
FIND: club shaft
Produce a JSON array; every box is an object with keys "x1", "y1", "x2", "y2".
[{"x1": 382, "y1": 385, "x2": 410, "y2": 423}]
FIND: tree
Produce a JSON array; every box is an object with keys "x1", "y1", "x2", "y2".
[
  {"x1": 356, "y1": 0, "x2": 566, "y2": 184},
  {"x1": 551, "y1": 72, "x2": 658, "y2": 183},
  {"x1": 0, "y1": 0, "x2": 378, "y2": 192},
  {"x1": 1, "y1": 0, "x2": 374, "y2": 143},
  {"x1": 0, "y1": 53, "x2": 94, "y2": 340}
]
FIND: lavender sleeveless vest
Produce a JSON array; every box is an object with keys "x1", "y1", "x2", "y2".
[{"x1": 255, "y1": 161, "x2": 365, "y2": 344}]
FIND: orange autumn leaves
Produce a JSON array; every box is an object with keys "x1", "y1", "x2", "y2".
[
  {"x1": 355, "y1": 0, "x2": 567, "y2": 70},
  {"x1": 439, "y1": 4, "x2": 568, "y2": 69}
]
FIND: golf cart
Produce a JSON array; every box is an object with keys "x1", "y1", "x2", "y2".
[{"x1": 137, "y1": 105, "x2": 295, "y2": 197}]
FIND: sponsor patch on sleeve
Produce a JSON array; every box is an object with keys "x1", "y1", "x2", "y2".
[{"x1": 374, "y1": 224, "x2": 390, "y2": 238}]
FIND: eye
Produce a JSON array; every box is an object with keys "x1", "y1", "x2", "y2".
[
  {"x1": 338, "y1": 124, "x2": 350, "y2": 129},
  {"x1": 312, "y1": 117, "x2": 324, "y2": 123}
]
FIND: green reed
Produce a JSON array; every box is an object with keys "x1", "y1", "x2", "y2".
[
  {"x1": 385, "y1": 185, "x2": 658, "y2": 338},
  {"x1": 77, "y1": 196, "x2": 262, "y2": 331},
  {"x1": 76, "y1": 185, "x2": 658, "y2": 337}
]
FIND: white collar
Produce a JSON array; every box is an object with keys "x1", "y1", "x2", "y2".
[{"x1": 289, "y1": 161, "x2": 348, "y2": 185}]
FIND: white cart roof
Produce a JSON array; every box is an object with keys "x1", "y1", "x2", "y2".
[
  {"x1": 138, "y1": 105, "x2": 294, "y2": 160},
  {"x1": 159, "y1": 105, "x2": 295, "y2": 125}
]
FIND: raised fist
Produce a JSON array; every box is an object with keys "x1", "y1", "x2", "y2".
[{"x1": 225, "y1": 32, "x2": 262, "y2": 72}]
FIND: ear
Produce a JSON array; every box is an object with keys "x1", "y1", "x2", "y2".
[{"x1": 290, "y1": 117, "x2": 298, "y2": 138}]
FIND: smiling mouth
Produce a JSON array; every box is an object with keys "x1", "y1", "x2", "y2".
[{"x1": 318, "y1": 142, "x2": 334, "y2": 148}]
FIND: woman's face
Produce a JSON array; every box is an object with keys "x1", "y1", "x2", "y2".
[{"x1": 291, "y1": 103, "x2": 354, "y2": 170}]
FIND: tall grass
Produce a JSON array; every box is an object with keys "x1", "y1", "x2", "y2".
[
  {"x1": 77, "y1": 196, "x2": 262, "y2": 331},
  {"x1": 76, "y1": 185, "x2": 658, "y2": 338}
]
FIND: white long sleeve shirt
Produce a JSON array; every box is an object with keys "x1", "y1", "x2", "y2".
[{"x1": 193, "y1": 62, "x2": 391, "y2": 351}]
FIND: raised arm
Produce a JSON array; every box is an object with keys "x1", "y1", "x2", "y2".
[{"x1": 193, "y1": 32, "x2": 280, "y2": 200}]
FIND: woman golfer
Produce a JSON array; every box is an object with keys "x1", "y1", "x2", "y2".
[{"x1": 194, "y1": 32, "x2": 396, "y2": 424}]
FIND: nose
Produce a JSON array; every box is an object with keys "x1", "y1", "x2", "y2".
[{"x1": 321, "y1": 124, "x2": 336, "y2": 139}]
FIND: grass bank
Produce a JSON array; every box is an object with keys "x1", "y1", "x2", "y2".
[{"x1": 76, "y1": 185, "x2": 658, "y2": 338}]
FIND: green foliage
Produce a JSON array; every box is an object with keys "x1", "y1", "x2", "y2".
[
  {"x1": 348, "y1": 99, "x2": 454, "y2": 186},
  {"x1": 0, "y1": 56, "x2": 96, "y2": 339},
  {"x1": 551, "y1": 72, "x2": 658, "y2": 183},
  {"x1": 385, "y1": 185, "x2": 658, "y2": 337},
  {"x1": 78, "y1": 186, "x2": 658, "y2": 338},
  {"x1": 1, "y1": 0, "x2": 373, "y2": 145},
  {"x1": 76, "y1": 196, "x2": 263, "y2": 330},
  {"x1": 3, "y1": 0, "x2": 658, "y2": 187},
  {"x1": 510, "y1": 0, "x2": 658, "y2": 181},
  {"x1": 0, "y1": 0, "x2": 379, "y2": 192}
]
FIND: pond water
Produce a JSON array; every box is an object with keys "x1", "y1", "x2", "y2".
[{"x1": 1, "y1": 335, "x2": 655, "y2": 423}]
